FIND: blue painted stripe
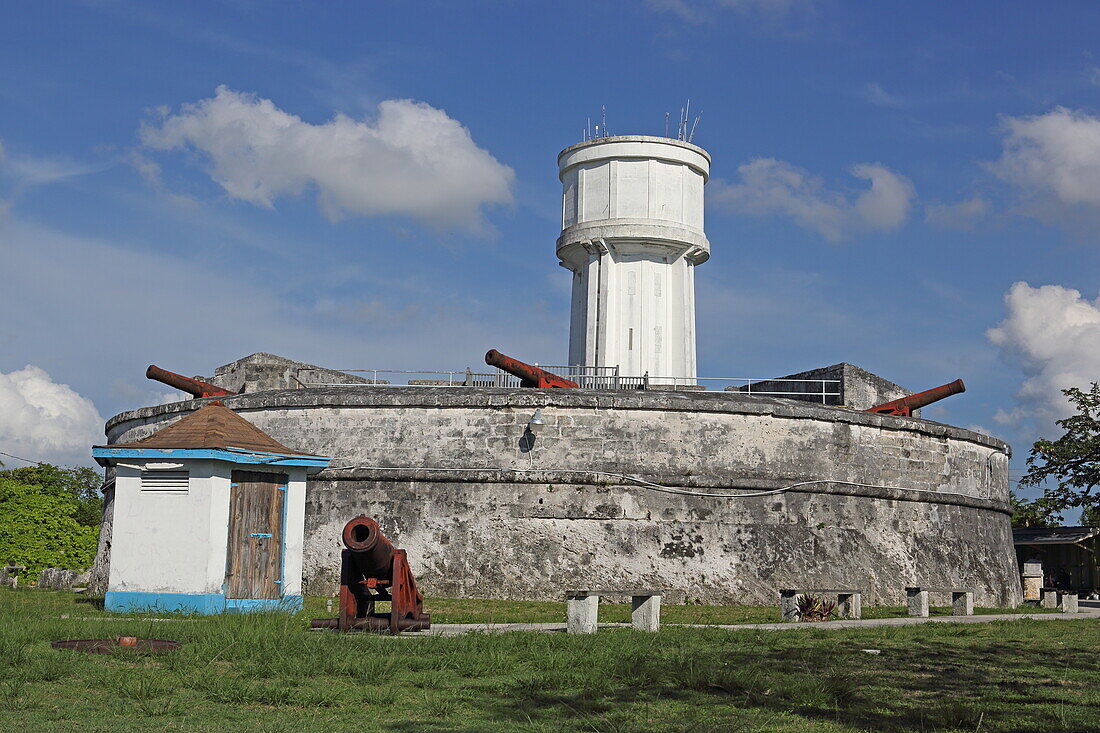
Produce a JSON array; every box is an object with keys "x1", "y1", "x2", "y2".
[
  {"x1": 106, "y1": 591, "x2": 227, "y2": 615},
  {"x1": 225, "y1": 596, "x2": 302, "y2": 613},
  {"x1": 105, "y1": 591, "x2": 303, "y2": 615},
  {"x1": 92, "y1": 447, "x2": 329, "y2": 468},
  {"x1": 278, "y1": 480, "x2": 289, "y2": 594}
]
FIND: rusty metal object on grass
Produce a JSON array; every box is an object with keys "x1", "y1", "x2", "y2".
[
  {"x1": 146, "y1": 364, "x2": 236, "y2": 398},
  {"x1": 310, "y1": 515, "x2": 430, "y2": 634},
  {"x1": 865, "y1": 379, "x2": 965, "y2": 417},
  {"x1": 51, "y1": 637, "x2": 180, "y2": 654},
  {"x1": 485, "y1": 349, "x2": 578, "y2": 388}
]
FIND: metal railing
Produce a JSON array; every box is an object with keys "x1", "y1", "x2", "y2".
[
  {"x1": 641, "y1": 375, "x2": 841, "y2": 403},
  {"x1": 297, "y1": 367, "x2": 841, "y2": 403}
]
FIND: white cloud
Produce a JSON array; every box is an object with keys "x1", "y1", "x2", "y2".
[
  {"x1": 0, "y1": 365, "x2": 104, "y2": 467},
  {"x1": 0, "y1": 138, "x2": 102, "y2": 219},
  {"x1": 924, "y1": 196, "x2": 988, "y2": 230},
  {"x1": 988, "y1": 107, "x2": 1100, "y2": 223},
  {"x1": 139, "y1": 86, "x2": 514, "y2": 231},
  {"x1": 709, "y1": 158, "x2": 915, "y2": 241},
  {"x1": 987, "y1": 282, "x2": 1100, "y2": 432},
  {"x1": 860, "y1": 82, "x2": 907, "y2": 109},
  {"x1": 4, "y1": 155, "x2": 99, "y2": 186}
]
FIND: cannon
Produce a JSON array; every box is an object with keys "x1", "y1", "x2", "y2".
[
  {"x1": 310, "y1": 516, "x2": 430, "y2": 633},
  {"x1": 146, "y1": 365, "x2": 235, "y2": 398},
  {"x1": 485, "y1": 349, "x2": 578, "y2": 388},
  {"x1": 866, "y1": 379, "x2": 965, "y2": 417}
]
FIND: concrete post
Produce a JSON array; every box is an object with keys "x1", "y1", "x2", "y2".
[
  {"x1": 1060, "y1": 593, "x2": 1079, "y2": 613},
  {"x1": 567, "y1": 593, "x2": 599, "y2": 634},
  {"x1": 779, "y1": 590, "x2": 799, "y2": 621},
  {"x1": 838, "y1": 592, "x2": 862, "y2": 619},
  {"x1": 1021, "y1": 560, "x2": 1043, "y2": 601},
  {"x1": 907, "y1": 589, "x2": 929, "y2": 617},
  {"x1": 631, "y1": 594, "x2": 661, "y2": 631},
  {"x1": 1040, "y1": 589, "x2": 1058, "y2": 609},
  {"x1": 952, "y1": 591, "x2": 974, "y2": 616}
]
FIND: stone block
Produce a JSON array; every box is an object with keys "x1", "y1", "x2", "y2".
[
  {"x1": 952, "y1": 591, "x2": 974, "y2": 616},
  {"x1": 838, "y1": 592, "x2": 862, "y2": 619},
  {"x1": 1060, "y1": 593, "x2": 1078, "y2": 613},
  {"x1": 1040, "y1": 589, "x2": 1058, "y2": 608},
  {"x1": 779, "y1": 590, "x2": 799, "y2": 621},
  {"x1": 907, "y1": 589, "x2": 929, "y2": 617},
  {"x1": 631, "y1": 594, "x2": 661, "y2": 631},
  {"x1": 567, "y1": 593, "x2": 598, "y2": 634}
]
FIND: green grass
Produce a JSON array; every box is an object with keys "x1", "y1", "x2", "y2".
[{"x1": 1, "y1": 588, "x2": 1096, "y2": 731}]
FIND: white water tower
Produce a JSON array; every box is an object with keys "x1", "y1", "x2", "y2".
[{"x1": 557, "y1": 135, "x2": 711, "y2": 382}]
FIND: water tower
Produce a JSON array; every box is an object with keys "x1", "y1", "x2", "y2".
[{"x1": 556, "y1": 135, "x2": 711, "y2": 382}]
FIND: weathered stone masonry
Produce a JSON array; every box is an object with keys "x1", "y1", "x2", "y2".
[{"x1": 103, "y1": 386, "x2": 1021, "y2": 606}]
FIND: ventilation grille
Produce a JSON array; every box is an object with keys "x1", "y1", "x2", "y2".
[{"x1": 141, "y1": 470, "x2": 189, "y2": 493}]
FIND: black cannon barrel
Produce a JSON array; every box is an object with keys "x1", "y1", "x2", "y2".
[{"x1": 341, "y1": 515, "x2": 396, "y2": 581}]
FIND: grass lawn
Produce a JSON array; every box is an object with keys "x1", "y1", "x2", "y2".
[
  {"x1": 392, "y1": 596, "x2": 1063, "y2": 626},
  {"x1": 1, "y1": 589, "x2": 1096, "y2": 732}
]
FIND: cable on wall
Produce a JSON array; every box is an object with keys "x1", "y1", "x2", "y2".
[{"x1": 327, "y1": 464, "x2": 989, "y2": 502}]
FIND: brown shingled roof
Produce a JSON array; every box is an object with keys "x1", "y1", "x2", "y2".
[{"x1": 98, "y1": 401, "x2": 318, "y2": 456}]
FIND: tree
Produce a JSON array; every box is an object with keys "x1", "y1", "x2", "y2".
[
  {"x1": 1022, "y1": 383, "x2": 1100, "y2": 524},
  {"x1": 1081, "y1": 505, "x2": 1100, "y2": 527},
  {"x1": 1009, "y1": 491, "x2": 1060, "y2": 528},
  {"x1": 0, "y1": 463, "x2": 102, "y2": 579}
]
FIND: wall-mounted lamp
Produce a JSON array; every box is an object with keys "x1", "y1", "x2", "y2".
[
  {"x1": 528, "y1": 408, "x2": 545, "y2": 433},
  {"x1": 520, "y1": 408, "x2": 545, "y2": 454}
]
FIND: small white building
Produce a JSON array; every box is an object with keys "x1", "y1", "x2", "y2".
[
  {"x1": 92, "y1": 401, "x2": 329, "y2": 613},
  {"x1": 556, "y1": 135, "x2": 711, "y2": 383}
]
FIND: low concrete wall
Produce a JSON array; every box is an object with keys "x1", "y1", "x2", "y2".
[{"x1": 104, "y1": 387, "x2": 1021, "y2": 606}]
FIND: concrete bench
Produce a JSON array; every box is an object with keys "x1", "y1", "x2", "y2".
[
  {"x1": 1039, "y1": 587, "x2": 1079, "y2": 613},
  {"x1": 565, "y1": 589, "x2": 661, "y2": 633},
  {"x1": 1, "y1": 565, "x2": 26, "y2": 589},
  {"x1": 905, "y1": 587, "x2": 974, "y2": 617},
  {"x1": 779, "y1": 588, "x2": 863, "y2": 621}
]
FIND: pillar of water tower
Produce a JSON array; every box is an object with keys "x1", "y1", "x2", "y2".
[{"x1": 556, "y1": 136, "x2": 711, "y2": 384}]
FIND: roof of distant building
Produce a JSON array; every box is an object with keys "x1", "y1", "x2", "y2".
[{"x1": 1013, "y1": 526, "x2": 1100, "y2": 545}]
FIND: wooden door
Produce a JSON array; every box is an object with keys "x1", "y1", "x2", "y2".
[{"x1": 225, "y1": 471, "x2": 287, "y2": 599}]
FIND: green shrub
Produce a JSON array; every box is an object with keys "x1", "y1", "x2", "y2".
[{"x1": 0, "y1": 464, "x2": 101, "y2": 579}]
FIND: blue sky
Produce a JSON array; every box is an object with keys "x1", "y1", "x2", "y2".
[{"x1": 3, "y1": 1, "x2": 1100, "y2": 505}]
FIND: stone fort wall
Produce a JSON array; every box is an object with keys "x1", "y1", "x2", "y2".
[{"x1": 104, "y1": 387, "x2": 1021, "y2": 606}]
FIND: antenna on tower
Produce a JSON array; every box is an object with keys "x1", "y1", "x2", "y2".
[
  {"x1": 601, "y1": 105, "x2": 608, "y2": 138},
  {"x1": 688, "y1": 111, "x2": 702, "y2": 143},
  {"x1": 664, "y1": 111, "x2": 669, "y2": 138}
]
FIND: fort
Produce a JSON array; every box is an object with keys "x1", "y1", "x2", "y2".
[
  {"x1": 99, "y1": 353, "x2": 1018, "y2": 606},
  {"x1": 93, "y1": 133, "x2": 1021, "y2": 608}
]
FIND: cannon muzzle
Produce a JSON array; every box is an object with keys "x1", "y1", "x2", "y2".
[
  {"x1": 341, "y1": 515, "x2": 396, "y2": 578},
  {"x1": 146, "y1": 365, "x2": 235, "y2": 399},
  {"x1": 866, "y1": 379, "x2": 965, "y2": 417},
  {"x1": 485, "y1": 349, "x2": 578, "y2": 388}
]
